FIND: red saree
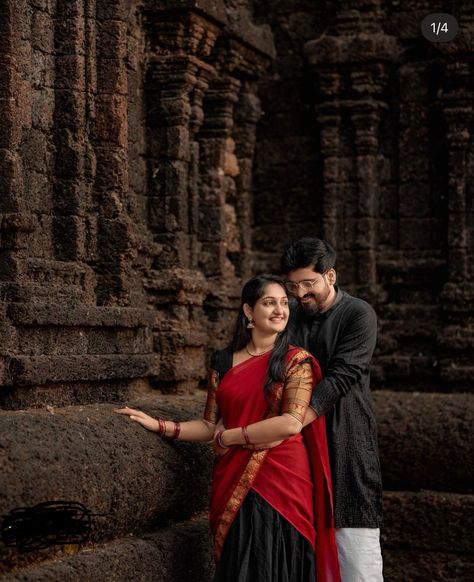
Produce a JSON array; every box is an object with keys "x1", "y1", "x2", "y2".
[{"x1": 207, "y1": 347, "x2": 340, "y2": 582}]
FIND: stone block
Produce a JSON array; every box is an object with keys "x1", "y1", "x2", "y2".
[
  {"x1": 54, "y1": 16, "x2": 86, "y2": 56},
  {"x1": 54, "y1": 55, "x2": 85, "y2": 91},
  {"x1": 0, "y1": 97, "x2": 20, "y2": 149},
  {"x1": 53, "y1": 130, "x2": 84, "y2": 177},
  {"x1": 7, "y1": 353, "x2": 159, "y2": 385},
  {"x1": 198, "y1": 206, "x2": 224, "y2": 241},
  {"x1": 399, "y1": 182, "x2": 431, "y2": 217},
  {"x1": 399, "y1": 218, "x2": 445, "y2": 250},
  {"x1": 96, "y1": 57, "x2": 127, "y2": 94},
  {"x1": 374, "y1": 391, "x2": 474, "y2": 492},
  {"x1": 31, "y1": 8, "x2": 54, "y2": 53},
  {"x1": 53, "y1": 89, "x2": 86, "y2": 130},
  {"x1": 96, "y1": 19, "x2": 127, "y2": 59},
  {"x1": 383, "y1": 491, "x2": 474, "y2": 554},
  {"x1": 0, "y1": 517, "x2": 213, "y2": 581},
  {"x1": 0, "y1": 398, "x2": 212, "y2": 562},
  {"x1": 0, "y1": 9, "x2": 15, "y2": 54},
  {"x1": 92, "y1": 95, "x2": 128, "y2": 147},
  {"x1": 96, "y1": 0, "x2": 128, "y2": 22},
  {"x1": 94, "y1": 147, "x2": 128, "y2": 192},
  {"x1": 16, "y1": 326, "x2": 88, "y2": 357},
  {"x1": 31, "y1": 87, "x2": 55, "y2": 131},
  {"x1": 54, "y1": 0, "x2": 84, "y2": 19},
  {"x1": 52, "y1": 215, "x2": 85, "y2": 260},
  {"x1": 158, "y1": 346, "x2": 206, "y2": 382},
  {"x1": 382, "y1": 549, "x2": 474, "y2": 582}
]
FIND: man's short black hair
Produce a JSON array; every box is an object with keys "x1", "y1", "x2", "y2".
[{"x1": 280, "y1": 237, "x2": 337, "y2": 274}]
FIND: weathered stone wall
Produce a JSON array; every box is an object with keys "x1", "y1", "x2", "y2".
[
  {"x1": 0, "y1": 0, "x2": 274, "y2": 409},
  {"x1": 1, "y1": 0, "x2": 473, "y2": 580},
  {"x1": 252, "y1": 0, "x2": 473, "y2": 394}
]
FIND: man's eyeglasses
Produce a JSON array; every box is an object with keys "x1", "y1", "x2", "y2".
[{"x1": 285, "y1": 278, "x2": 320, "y2": 294}]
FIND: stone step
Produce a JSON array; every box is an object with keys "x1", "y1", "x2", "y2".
[
  {"x1": 383, "y1": 490, "x2": 474, "y2": 581},
  {"x1": 0, "y1": 515, "x2": 213, "y2": 581},
  {"x1": 0, "y1": 397, "x2": 212, "y2": 574},
  {"x1": 7, "y1": 302, "x2": 155, "y2": 328},
  {"x1": 2, "y1": 353, "x2": 159, "y2": 386},
  {"x1": 383, "y1": 490, "x2": 474, "y2": 555},
  {"x1": 374, "y1": 391, "x2": 473, "y2": 492}
]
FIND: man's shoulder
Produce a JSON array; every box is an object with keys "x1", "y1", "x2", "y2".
[{"x1": 337, "y1": 290, "x2": 377, "y2": 322}]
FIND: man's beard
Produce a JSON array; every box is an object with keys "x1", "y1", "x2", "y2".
[{"x1": 299, "y1": 285, "x2": 332, "y2": 315}]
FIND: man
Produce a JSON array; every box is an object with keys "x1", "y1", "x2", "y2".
[{"x1": 281, "y1": 237, "x2": 383, "y2": 581}]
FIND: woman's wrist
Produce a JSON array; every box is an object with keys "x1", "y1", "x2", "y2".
[
  {"x1": 216, "y1": 430, "x2": 230, "y2": 449},
  {"x1": 156, "y1": 418, "x2": 181, "y2": 439}
]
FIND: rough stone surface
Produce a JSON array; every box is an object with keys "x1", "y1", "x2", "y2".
[
  {"x1": 252, "y1": 0, "x2": 474, "y2": 393},
  {"x1": 0, "y1": 397, "x2": 212, "y2": 573},
  {"x1": 374, "y1": 391, "x2": 474, "y2": 492},
  {"x1": 0, "y1": 516, "x2": 214, "y2": 582},
  {"x1": 382, "y1": 491, "x2": 474, "y2": 555}
]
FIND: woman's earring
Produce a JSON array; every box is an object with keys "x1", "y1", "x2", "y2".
[{"x1": 247, "y1": 319, "x2": 255, "y2": 329}]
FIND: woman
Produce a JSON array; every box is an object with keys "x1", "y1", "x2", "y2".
[{"x1": 115, "y1": 274, "x2": 340, "y2": 582}]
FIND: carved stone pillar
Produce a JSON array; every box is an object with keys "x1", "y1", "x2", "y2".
[
  {"x1": 145, "y1": 8, "x2": 220, "y2": 270},
  {"x1": 305, "y1": 9, "x2": 397, "y2": 299},
  {"x1": 143, "y1": 4, "x2": 274, "y2": 387},
  {"x1": 439, "y1": 47, "x2": 474, "y2": 389},
  {"x1": 198, "y1": 74, "x2": 241, "y2": 279},
  {"x1": 143, "y1": 5, "x2": 222, "y2": 390},
  {"x1": 0, "y1": 0, "x2": 157, "y2": 407}
]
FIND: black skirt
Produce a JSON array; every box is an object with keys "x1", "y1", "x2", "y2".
[{"x1": 214, "y1": 489, "x2": 316, "y2": 582}]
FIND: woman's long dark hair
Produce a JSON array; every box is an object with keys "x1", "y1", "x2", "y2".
[{"x1": 229, "y1": 274, "x2": 290, "y2": 398}]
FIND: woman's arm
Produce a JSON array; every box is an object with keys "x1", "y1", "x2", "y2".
[
  {"x1": 219, "y1": 360, "x2": 314, "y2": 447},
  {"x1": 114, "y1": 407, "x2": 215, "y2": 442}
]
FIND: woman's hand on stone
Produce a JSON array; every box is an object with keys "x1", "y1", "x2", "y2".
[{"x1": 114, "y1": 407, "x2": 159, "y2": 432}]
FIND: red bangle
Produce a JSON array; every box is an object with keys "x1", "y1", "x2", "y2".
[
  {"x1": 242, "y1": 425, "x2": 251, "y2": 445},
  {"x1": 156, "y1": 417, "x2": 166, "y2": 437},
  {"x1": 173, "y1": 421, "x2": 181, "y2": 440},
  {"x1": 216, "y1": 430, "x2": 229, "y2": 449}
]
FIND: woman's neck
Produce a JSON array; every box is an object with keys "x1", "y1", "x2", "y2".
[{"x1": 248, "y1": 331, "x2": 277, "y2": 353}]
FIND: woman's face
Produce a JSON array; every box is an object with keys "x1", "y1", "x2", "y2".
[{"x1": 244, "y1": 283, "x2": 289, "y2": 335}]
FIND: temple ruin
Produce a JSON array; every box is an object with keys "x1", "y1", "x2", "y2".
[{"x1": 1, "y1": 0, "x2": 473, "y2": 579}]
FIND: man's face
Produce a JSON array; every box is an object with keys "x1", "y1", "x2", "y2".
[{"x1": 286, "y1": 267, "x2": 336, "y2": 315}]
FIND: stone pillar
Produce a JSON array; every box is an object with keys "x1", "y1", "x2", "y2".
[
  {"x1": 438, "y1": 9, "x2": 474, "y2": 391},
  {"x1": 198, "y1": 74, "x2": 241, "y2": 280},
  {"x1": 143, "y1": 5, "x2": 222, "y2": 391},
  {"x1": 143, "y1": 4, "x2": 274, "y2": 387},
  {"x1": 144, "y1": 7, "x2": 220, "y2": 270},
  {"x1": 304, "y1": 5, "x2": 397, "y2": 299}
]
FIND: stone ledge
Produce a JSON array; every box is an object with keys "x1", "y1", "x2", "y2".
[
  {"x1": 0, "y1": 397, "x2": 212, "y2": 573},
  {"x1": 383, "y1": 491, "x2": 474, "y2": 554},
  {"x1": 4, "y1": 354, "x2": 160, "y2": 386},
  {"x1": 383, "y1": 548, "x2": 474, "y2": 582},
  {"x1": 7, "y1": 303, "x2": 156, "y2": 328},
  {"x1": 0, "y1": 514, "x2": 213, "y2": 581},
  {"x1": 374, "y1": 391, "x2": 473, "y2": 492}
]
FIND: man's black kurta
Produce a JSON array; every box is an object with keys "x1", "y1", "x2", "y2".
[{"x1": 288, "y1": 288, "x2": 383, "y2": 528}]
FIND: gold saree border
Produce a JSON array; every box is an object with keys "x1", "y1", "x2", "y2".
[{"x1": 213, "y1": 449, "x2": 268, "y2": 561}]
